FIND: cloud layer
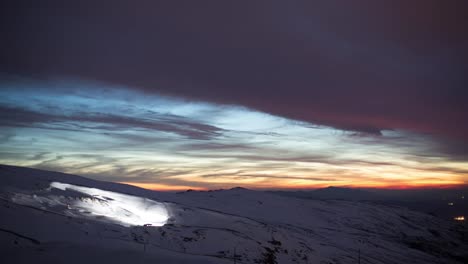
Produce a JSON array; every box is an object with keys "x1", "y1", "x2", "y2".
[
  {"x1": 1, "y1": 1, "x2": 467, "y2": 140},
  {"x1": 0, "y1": 80, "x2": 466, "y2": 189}
]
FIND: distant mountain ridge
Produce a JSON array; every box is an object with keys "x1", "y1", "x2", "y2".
[
  {"x1": 1, "y1": 164, "x2": 467, "y2": 264},
  {"x1": 270, "y1": 186, "x2": 381, "y2": 201},
  {"x1": 270, "y1": 185, "x2": 468, "y2": 201}
]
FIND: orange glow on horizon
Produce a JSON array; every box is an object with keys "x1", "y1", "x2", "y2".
[
  {"x1": 119, "y1": 182, "x2": 207, "y2": 192},
  {"x1": 249, "y1": 183, "x2": 467, "y2": 191},
  {"x1": 120, "y1": 181, "x2": 466, "y2": 192},
  {"x1": 328, "y1": 182, "x2": 467, "y2": 190}
]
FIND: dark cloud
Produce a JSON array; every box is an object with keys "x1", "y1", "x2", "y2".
[
  {"x1": 1, "y1": 1, "x2": 467, "y2": 141},
  {"x1": 0, "y1": 106, "x2": 55, "y2": 126},
  {"x1": 343, "y1": 130, "x2": 468, "y2": 161},
  {"x1": 430, "y1": 138, "x2": 468, "y2": 162},
  {"x1": 71, "y1": 112, "x2": 222, "y2": 140},
  {"x1": 0, "y1": 105, "x2": 222, "y2": 140}
]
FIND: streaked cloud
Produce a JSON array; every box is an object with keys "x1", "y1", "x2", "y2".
[{"x1": 0, "y1": 78, "x2": 466, "y2": 189}]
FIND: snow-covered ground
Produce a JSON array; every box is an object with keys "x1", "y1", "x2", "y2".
[{"x1": 1, "y1": 164, "x2": 467, "y2": 263}]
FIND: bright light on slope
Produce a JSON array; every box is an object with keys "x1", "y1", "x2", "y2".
[{"x1": 49, "y1": 182, "x2": 169, "y2": 226}]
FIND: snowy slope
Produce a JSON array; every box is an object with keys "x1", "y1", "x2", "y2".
[{"x1": 1, "y1": 164, "x2": 467, "y2": 264}]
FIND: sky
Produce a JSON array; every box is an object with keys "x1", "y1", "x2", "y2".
[{"x1": 0, "y1": 1, "x2": 467, "y2": 190}]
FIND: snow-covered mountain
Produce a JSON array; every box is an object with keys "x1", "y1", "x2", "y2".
[{"x1": 1, "y1": 164, "x2": 467, "y2": 263}]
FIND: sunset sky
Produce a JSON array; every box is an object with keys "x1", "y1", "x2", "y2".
[{"x1": 1, "y1": 1, "x2": 467, "y2": 190}]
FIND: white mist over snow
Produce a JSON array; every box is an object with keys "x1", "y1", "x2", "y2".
[
  {"x1": 11, "y1": 182, "x2": 170, "y2": 227},
  {"x1": 49, "y1": 182, "x2": 170, "y2": 226}
]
